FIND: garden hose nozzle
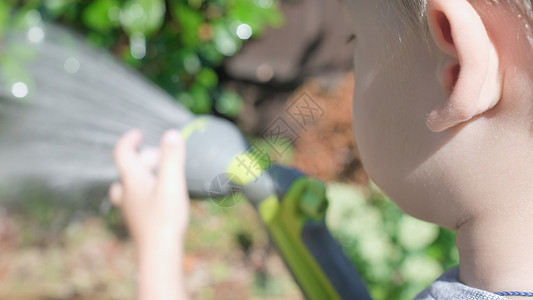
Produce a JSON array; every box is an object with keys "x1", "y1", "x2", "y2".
[
  {"x1": 179, "y1": 115, "x2": 275, "y2": 204},
  {"x1": 180, "y1": 115, "x2": 371, "y2": 300}
]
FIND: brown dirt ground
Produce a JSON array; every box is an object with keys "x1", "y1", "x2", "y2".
[{"x1": 289, "y1": 72, "x2": 368, "y2": 185}]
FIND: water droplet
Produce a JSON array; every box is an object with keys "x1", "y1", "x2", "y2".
[
  {"x1": 236, "y1": 23, "x2": 252, "y2": 40},
  {"x1": 130, "y1": 32, "x2": 146, "y2": 59},
  {"x1": 216, "y1": 37, "x2": 237, "y2": 56},
  {"x1": 255, "y1": 0, "x2": 273, "y2": 9},
  {"x1": 11, "y1": 82, "x2": 28, "y2": 98},
  {"x1": 184, "y1": 54, "x2": 201, "y2": 74},
  {"x1": 25, "y1": 10, "x2": 41, "y2": 25},
  {"x1": 108, "y1": 6, "x2": 121, "y2": 22},
  {"x1": 129, "y1": 3, "x2": 144, "y2": 18},
  {"x1": 27, "y1": 26, "x2": 45, "y2": 44},
  {"x1": 64, "y1": 57, "x2": 80, "y2": 74}
]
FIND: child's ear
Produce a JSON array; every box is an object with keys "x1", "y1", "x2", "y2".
[{"x1": 425, "y1": 0, "x2": 503, "y2": 132}]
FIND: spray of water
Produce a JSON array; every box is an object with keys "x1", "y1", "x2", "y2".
[{"x1": 0, "y1": 22, "x2": 194, "y2": 206}]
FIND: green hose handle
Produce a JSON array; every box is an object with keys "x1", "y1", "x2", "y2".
[{"x1": 258, "y1": 166, "x2": 372, "y2": 300}]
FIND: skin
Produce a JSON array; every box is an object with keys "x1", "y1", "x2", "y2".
[
  {"x1": 110, "y1": 129, "x2": 189, "y2": 300},
  {"x1": 347, "y1": 0, "x2": 533, "y2": 297}
]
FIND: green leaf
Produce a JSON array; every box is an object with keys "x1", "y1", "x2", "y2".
[
  {"x1": 187, "y1": 0, "x2": 203, "y2": 10},
  {"x1": 196, "y1": 68, "x2": 218, "y2": 89},
  {"x1": 120, "y1": 0, "x2": 165, "y2": 37},
  {"x1": 173, "y1": 2, "x2": 203, "y2": 46},
  {"x1": 44, "y1": 0, "x2": 75, "y2": 18},
  {"x1": 176, "y1": 92, "x2": 194, "y2": 110},
  {"x1": 121, "y1": 44, "x2": 142, "y2": 68},
  {"x1": 199, "y1": 43, "x2": 224, "y2": 64},
  {"x1": 189, "y1": 84, "x2": 212, "y2": 114},
  {"x1": 397, "y1": 216, "x2": 439, "y2": 251},
  {"x1": 183, "y1": 52, "x2": 201, "y2": 74},
  {"x1": 215, "y1": 90, "x2": 242, "y2": 117},
  {"x1": 0, "y1": 1, "x2": 9, "y2": 36},
  {"x1": 82, "y1": 0, "x2": 119, "y2": 33},
  {"x1": 212, "y1": 21, "x2": 240, "y2": 56}
]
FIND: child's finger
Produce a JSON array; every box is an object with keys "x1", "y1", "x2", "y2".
[
  {"x1": 114, "y1": 129, "x2": 142, "y2": 170},
  {"x1": 156, "y1": 130, "x2": 187, "y2": 197},
  {"x1": 113, "y1": 130, "x2": 147, "y2": 184},
  {"x1": 109, "y1": 182, "x2": 124, "y2": 207},
  {"x1": 139, "y1": 147, "x2": 160, "y2": 171}
]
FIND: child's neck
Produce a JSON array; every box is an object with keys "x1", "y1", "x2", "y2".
[{"x1": 456, "y1": 205, "x2": 533, "y2": 299}]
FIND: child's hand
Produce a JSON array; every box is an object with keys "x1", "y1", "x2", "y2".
[{"x1": 109, "y1": 129, "x2": 189, "y2": 300}]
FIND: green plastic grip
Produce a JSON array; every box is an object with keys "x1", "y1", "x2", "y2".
[{"x1": 259, "y1": 177, "x2": 341, "y2": 300}]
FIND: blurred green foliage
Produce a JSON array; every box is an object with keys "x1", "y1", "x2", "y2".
[
  {"x1": 0, "y1": 0, "x2": 283, "y2": 117},
  {"x1": 327, "y1": 183, "x2": 459, "y2": 300}
]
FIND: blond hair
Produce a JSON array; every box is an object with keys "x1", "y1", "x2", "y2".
[
  {"x1": 394, "y1": 0, "x2": 427, "y2": 24},
  {"x1": 395, "y1": 0, "x2": 533, "y2": 45},
  {"x1": 396, "y1": 0, "x2": 533, "y2": 24}
]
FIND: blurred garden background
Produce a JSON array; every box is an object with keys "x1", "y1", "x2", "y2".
[{"x1": 0, "y1": 0, "x2": 459, "y2": 299}]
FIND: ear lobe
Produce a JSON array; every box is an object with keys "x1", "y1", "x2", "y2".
[{"x1": 425, "y1": 0, "x2": 503, "y2": 132}]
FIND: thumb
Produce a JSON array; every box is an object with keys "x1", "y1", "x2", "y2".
[{"x1": 156, "y1": 130, "x2": 187, "y2": 197}]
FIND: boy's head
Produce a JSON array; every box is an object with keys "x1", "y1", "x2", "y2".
[{"x1": 347, "y1": 0, "x2": 533, "y2": 229}]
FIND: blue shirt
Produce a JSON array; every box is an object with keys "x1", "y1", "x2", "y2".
[{"x1": 415, "y1": 268, "x2": 506, "y2": 300}]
